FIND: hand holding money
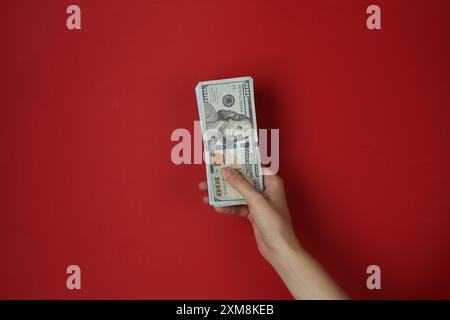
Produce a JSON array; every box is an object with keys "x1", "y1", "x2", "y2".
[
  {"x1": 196, "y1": 80, "x2": 349, "y2": 299},
  {"x1": 195, "y1": 77, "x2": 264, "y2": 207},
  {"x1": 198, "y1": 170, "x2": 349, "y2": 300},
  {"x1": 199, "y1": 168, "x2": 299, "y2": 259}
]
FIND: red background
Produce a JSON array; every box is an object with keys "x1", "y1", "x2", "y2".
[{"x1": 1, "y1": 0, "x2": 449, "y2": 299}]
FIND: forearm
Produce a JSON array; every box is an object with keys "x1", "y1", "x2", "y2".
[{"x1": 270, "y1": 243, "x2": 349, "y2": 300}]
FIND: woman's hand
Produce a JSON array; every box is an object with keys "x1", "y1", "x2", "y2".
[
  {"x1": 199, "y1": 168, "x2": 349, "y2": 300},
  {"x1": 199, "y1": 168, "x2": 301, "y2": 266}
]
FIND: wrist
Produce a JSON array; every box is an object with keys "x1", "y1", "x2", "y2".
[{"x1": 268, "y1": 236, "x2": 306, "y2": 273}]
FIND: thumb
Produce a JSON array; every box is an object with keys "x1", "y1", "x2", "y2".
[{"x1": 223, "y1": 168, "x2": 263, "y2": 206}]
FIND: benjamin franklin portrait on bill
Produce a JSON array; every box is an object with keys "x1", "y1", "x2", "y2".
[{"x1": 203, "y1": 102, "x2": 254, "y2": 148}]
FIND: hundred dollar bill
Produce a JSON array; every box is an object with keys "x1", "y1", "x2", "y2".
[{"x1": 195, "y1": 76, "x2": 264, "y2": 207}]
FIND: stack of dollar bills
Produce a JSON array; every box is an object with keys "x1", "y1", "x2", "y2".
[{"x1": 195, "y1": 77, "x2": 264, "y2": 207}]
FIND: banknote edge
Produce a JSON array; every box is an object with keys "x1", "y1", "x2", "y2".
[{"x1": 196, "y1": 76, "x2": 252, "y2": 87}]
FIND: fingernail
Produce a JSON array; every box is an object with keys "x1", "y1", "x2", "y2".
[{"x1": 223, "y1": 167, "x2": 234, "y2": 178}]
